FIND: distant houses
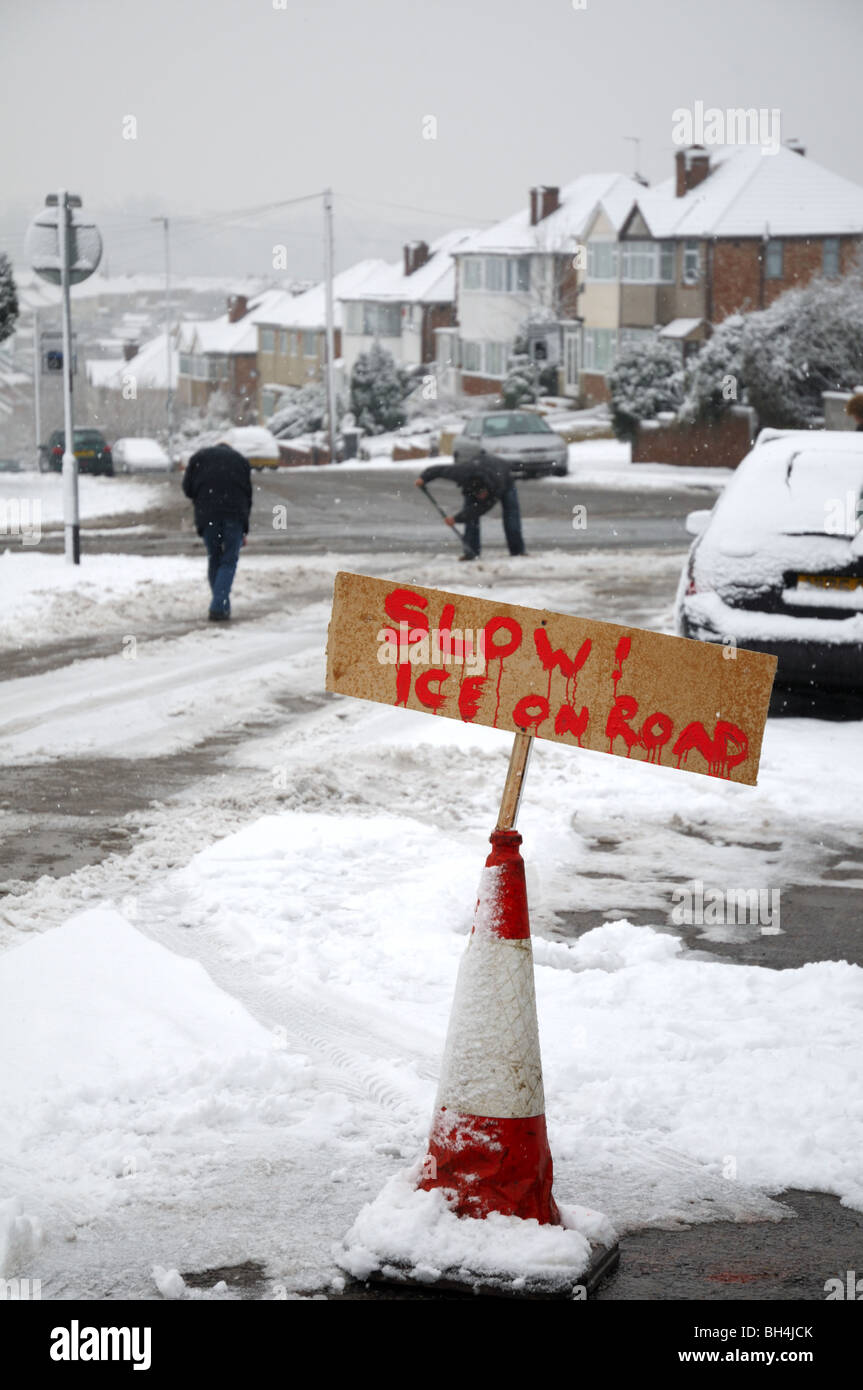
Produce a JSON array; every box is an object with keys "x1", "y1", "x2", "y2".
[{"x1": 80, "y1": 142, "x2": 863, "y2": 435}]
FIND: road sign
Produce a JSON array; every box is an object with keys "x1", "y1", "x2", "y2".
[
  {"x1": 326, "y1": 572, "x2": 778, "y2": 784},
  {"x1": 25, "y1": 205, "x2": 102, "y2": 286}
]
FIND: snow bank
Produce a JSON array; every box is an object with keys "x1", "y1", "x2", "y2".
[
  {"x1": 337, "y1": 1167, "x2": 616, "y2": 1293},
  {"x1": 0, "y1": 473, "x2": 167, "y2": 526}
]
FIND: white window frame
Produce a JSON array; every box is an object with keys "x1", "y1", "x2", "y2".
[
  {"x1": 260, "y1": 328, "x2": 276, "y2": 352},
  {"x1": 484, "y1": 342, "x2": 508, "y2": 377},
  {"x1": 621, "y1": 240, "x2": 675, "y2": 284},
  {"x1": 302, "y1": 330, "x2": 317, "y2": 358},
  {"x1": 461, "y1": 340, "x2": 482, "y2": 372},
  {"x1": 682, "y1": 240, "x2": 700, "y2": 284},
  {"x1": 582, "y1": 327, "x2": 618, "y2": 374},
  {"x1": 462, "y1": 258, "x2": 482, "y2": 291},
  {"x1": 586, "y1": 242, "x2": 618, "y2": 281}
]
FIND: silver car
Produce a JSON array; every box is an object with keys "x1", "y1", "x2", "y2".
[{"x1": 453, "y1": 411, "x2": 568, "y2": 478}]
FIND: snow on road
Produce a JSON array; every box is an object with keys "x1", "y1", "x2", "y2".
[
  {"x1": 1, "y1": 541, "x2": 862, "y2": 1296},
  {"x1": 0, "y1": 472, "x2": 168, "y2": 527}
]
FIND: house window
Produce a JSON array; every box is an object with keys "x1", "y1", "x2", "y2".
[
  {"x1": 587, "y1": 242, "x2": 618, "y2": 280},
  {"x1": 179, "y1": 353, "x2": 192, "y2": 375},
  {"x1": 208, "y1": 357, "x2": 228, "y2": 381},
  {"x1": 507, "y1": 257, "x2": 530, "y2": 292},
  {"x1": 619, "y1": 327, "x2": 656, "y2": 350},
  {"x1": 582, "y1": 328, "x2": 618, "y2": 374},
  {"x1": 193, "y1": 356, "x2": 209, "y2": 381},
  {"x1": 260, "y1": 328, "x2": 276, "y2": 352},
  {"x1": 463, "y1": 258, "x2": 483, "y2": 290},
  {"x1": 683, "y1": 240, "x2": 700, "y2": 283},
  {"x1": 485, "y1": 258, "x2": 506, "y2": 292},
  {"x1": 462, "y1": 341, "x2": 483, "y2": 372},
  {"x1": 344, "y1": 303, "x2": 363, "y2": 334},
  {"x1": 379, "y1": 303, "x2": 402, "y2": 336},
  {"x1": 765, "y1": 239, "x2": 783, "y2": 279},
  {"x1": 484, "y1": 342, "x2": 508, "y2": 377},
  {"x1": 260, "y1": 389, "x2": 278, "y2": 417},
  {"x1": 302, "y1": 331, "x2": 317, "y2": 357},
  {"x1": 823, "y1": 237, "x2": 840, "y2": 278},
  {"x1": 621, "y1": 241, "x2": 674, "y2": 283},
  {"x1": 280, "y1": 330, "x2": 289, "y2": 354}
]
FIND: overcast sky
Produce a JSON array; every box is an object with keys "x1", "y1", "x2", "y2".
[{"x1": 3, "y1": 0, "x2": 862, "y2": 278}]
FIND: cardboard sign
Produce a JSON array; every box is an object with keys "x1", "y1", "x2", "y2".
[{"x1": 326, "y1": 572, "x2": 778, "y2": 785}]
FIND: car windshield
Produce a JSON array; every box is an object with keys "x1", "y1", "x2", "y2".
[{"x1": 482, "y1": 414, "x2": 551, "y2": 436}]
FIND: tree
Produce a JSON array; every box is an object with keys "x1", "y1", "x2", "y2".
[
  {"x1": 350, "y1": 342, "x2": 409, "y2": 434},
  {"x1": 0, "y1": 254, "x2": 19, "y2": 346},
  {"x1": 739, "y1": 277, "x2": 863, "y2": 429},
  {"x1": 679, "y1": 314, "x2": 746, "y2": 423},
  {"x1": 606, "y1": 335, "x2": 686, "y2": 441},
  {"x1": 501, "y1": 328, "x2": 558, "y2": 408}
]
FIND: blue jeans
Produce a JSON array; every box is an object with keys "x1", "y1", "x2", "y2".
[
  {"x1": 463, "y1": 483, "x2": 525, "y2": 557},
  {"x1": 202, "y1": 517, "x2": 244, "y2": 615}
]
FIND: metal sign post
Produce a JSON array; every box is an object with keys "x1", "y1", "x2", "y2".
[{"x1": 25, "y1": 192, "x2": 102, "y2": 565}]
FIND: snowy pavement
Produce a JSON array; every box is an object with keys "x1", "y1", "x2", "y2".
[{"x1": 1, "y1": 528, "x2": 862, "y2": 1298}]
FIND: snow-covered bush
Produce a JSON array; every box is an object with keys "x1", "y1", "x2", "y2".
[
  {"x1": 501, "y1": 330, "x2": 558, "y2": 409},
  {"x1": 740, "y1": 277, "x2": 863, "y2": 429},
  {"x1": 679, "y1": 314, "x2": 746, "y2": 423},
  {"x1": 607, "y1": 335, "x2": 685, "y2": 441},
  {"x1": 350, "y1": 342, "x2": 409, "y2": 434},
  {"x1": 267, "y1": 382, "x2": 337, "y2": 439},
  {"x1": 0, "y1": 254, "x2": 19, "y2": 346}
]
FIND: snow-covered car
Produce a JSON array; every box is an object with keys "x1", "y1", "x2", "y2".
[
  {"x1": 452, "y1": 411, "x2": 569, "y2": 478},
  {"x1": 112, "y1": 437, "x2": 172, "y2": 473},
  {"x1": 675, "y1": 430, "x2": 863, "y2": 693},
  {"x1": 223, "y1": 426, "x2": 281, "y2": 470}
]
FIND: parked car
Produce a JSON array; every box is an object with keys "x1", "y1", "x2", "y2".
[
  {"x1": 112, "y1": 437, "x2": 172, "y2": 473},
  {"x1": 223, "y1": 426, "x2": 281, "y2": 470},
  {"x1": 452, "y1": 411, "x2": 568, "y2": 477},
  {"x1": 0, "y1": 458, "x2": 25, "y2": 472},
  {"x1": 675, "y1": 430, "x2": 863, "y2": 694},
  {"x1": 40, "y1": 429, "x2": 113, "y2": 476}
]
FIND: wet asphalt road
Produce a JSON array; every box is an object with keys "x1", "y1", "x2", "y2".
[{"x1": 4, "y1": 466, "x2": 863, "y2": 1303}]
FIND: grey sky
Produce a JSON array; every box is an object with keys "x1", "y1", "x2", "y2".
[{"x1": 3, "y1": 0, "x2": 861, "y2": 278}]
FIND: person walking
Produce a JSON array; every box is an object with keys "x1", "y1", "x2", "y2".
[
  {"x1": 182, "y1": 438, "x2": 252, "y2": 621},
  {"x1": 416, "y1": 454, "x2": 526, "y2": 560}
]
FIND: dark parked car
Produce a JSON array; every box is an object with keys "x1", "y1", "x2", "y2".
[
  {"x1": 40, "y1": 429, "x2": 114, "y2": 476},
  {"x1": 675, "y1": 430, "x2": 863, "y2": 695},
  {"x1": 452, "y1": 411, "x2": 568, "y2": 477}
]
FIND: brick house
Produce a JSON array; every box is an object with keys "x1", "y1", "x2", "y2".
[
  {"x1": 339, "y1": 230, "x2": 475, "y2": 382},
  {"x1": 577, "y1": 142, "x2": 863, "y2": 402},
  {"x1": 176, "y1": 290, "x2": 285, "y2": 424},
  {"x1": 255, "y1": 260, "x2": 387, "y2": 418}
]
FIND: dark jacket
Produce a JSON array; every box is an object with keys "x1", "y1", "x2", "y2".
[
  {"x1": 421, "y1": 456, "x2": 514, "y2": 525},
  {"x1": 182, "y1": 444, "x2": 252, "y2": 536}
]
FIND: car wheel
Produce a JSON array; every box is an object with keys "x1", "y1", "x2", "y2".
[{"x1": 552, "y1": 463, "x2": 569, "y2": 476}]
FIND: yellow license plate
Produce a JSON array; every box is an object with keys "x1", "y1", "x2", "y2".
[
  {"x1": 77, "y1": 450, "x2": 96, "y2": 457},
  {"x1": 798, "y1": 573, "x2": 862, "y2": 590}
]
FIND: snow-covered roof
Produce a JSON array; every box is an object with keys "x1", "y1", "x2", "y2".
[
  {"x1": 86, "y1": 331, "x2": 177, "y2": 389},
  {"x1": 455, "y1": 176, "x2": 644, "y2": 256},
  {"x1": 636, "y1": 145, "x2": 863, "y2": 239},
  {"x1": 176, "y1": 288, "x2": 287, "y2": 356},
  {"x1": 257, "y1": 259, "x2": 389, "y2": 329},
  {"x1": 338, "y1": 230, "x2": 477, "y2": 304},
  {"x1": 658, "y1": 317, "x2": 705, "y2": 339}
]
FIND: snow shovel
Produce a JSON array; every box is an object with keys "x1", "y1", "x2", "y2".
[{"x1": 417, "y1": 483, "x2": 478, "y2": 560}]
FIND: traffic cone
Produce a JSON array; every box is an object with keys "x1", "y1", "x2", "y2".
[{"x1": 419, "y1": 827, "x2": 561, "y2": 1224}]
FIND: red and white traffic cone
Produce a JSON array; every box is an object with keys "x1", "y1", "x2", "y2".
[{"x1": 419, "y1": 827, "x2": 561, "y2": 1225}]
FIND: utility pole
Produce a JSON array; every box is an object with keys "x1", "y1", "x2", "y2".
[
  {"x1": 152, "y1": 216, "x2": 174, "y2": 463},
  {"x1": 58, "y1": 190, "x2": 80, "y2": 565},
  {"x1": 323, "y1": 188, "x2": 337, "y2": 463},
  {"x1": 33, "y1": 307, "x2": 41, "y2": 460}
]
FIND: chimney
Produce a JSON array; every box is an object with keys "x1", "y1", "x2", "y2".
[
  {"x1": 403, "y1": 241, "x2": 430, "y2": 276},
  {"x1": 227, "y1": 293, "x2": 249, "y2": 323},
  {"x1": 785, "y1": 138, "x2": 806, "y2": 157},
  {"x1": 122, "y1": 341, "x2": 139, "y2": 362},
  {"x1": 675, "y1": 146, "x2": 711, "y2": 197},
  {"x1": 529, "y1": 186, "x2": 560, "y2": 226}
]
